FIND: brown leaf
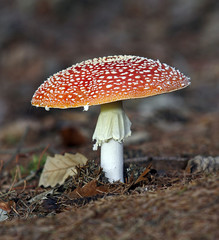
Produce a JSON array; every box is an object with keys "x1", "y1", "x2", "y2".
[
  {"x1": 68, "y1": 180, "x2": 109, "y2": 199},
  {"x1": 134, "y1": 163, "x2": 152, "y2": 184},
  {"x1": 0, "y1": 200, "x2": 15, "y2": 212}
]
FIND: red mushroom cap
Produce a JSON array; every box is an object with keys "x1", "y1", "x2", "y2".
[{"x1": 31, "y1": 55, "x2": 190, "y2": 109}]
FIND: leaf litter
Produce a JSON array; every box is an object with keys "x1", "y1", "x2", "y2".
[
  {"x1": 0, "y1": 151, "x2": 216, "y2": 221},
  {"x1": 0, "y1": 148, "x2": 218, "y2": 240}
]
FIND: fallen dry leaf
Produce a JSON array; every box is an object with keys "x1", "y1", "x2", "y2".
[
  {"x1": 68, "y1": 179, "x2": 109, "y2": 199},
  {"x1": 0, "y1": 200, "x2": 15, "y2": 212},
  {"x1": 0, "y1": 200, "x2": 15, "y2": 222},
  {"x1": 39, "y1": 153, "x2": 88, "y2": 187},
  {"x1": 134, "y1": 163, "x2": 152, "y2": 184}
]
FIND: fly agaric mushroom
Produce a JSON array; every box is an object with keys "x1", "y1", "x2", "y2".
[{"x1": 31, "y1": 55, "x2": 190, "y2": 183}]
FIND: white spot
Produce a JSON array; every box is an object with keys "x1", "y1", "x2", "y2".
[
  {"x1": 121, "y1": 72, "x2": 128, "y2": 75},
  {"x1": 83, "y1": 105, "x2": 89, "y2": 111},
  {"x1": 106, "y1": 84, "x2": 112, "y2": 88},
  {"x1": 45, "y1": 106, "x2": 50, "y2": 111}
]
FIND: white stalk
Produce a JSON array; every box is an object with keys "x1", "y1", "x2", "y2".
[
  {"x1": 101, "y1": 139, "x2": 123, "y2": 182},
  {"x1": 92, "y1": 101, "x2": 132, "y2": 183}
]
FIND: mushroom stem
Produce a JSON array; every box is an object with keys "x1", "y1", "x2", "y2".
[
  {"x1": 101, "y1": 139, "x2": 124, "y2": 182},
  {"x1": 92, "y1": 101, "x2": 132, "y2": 183}
]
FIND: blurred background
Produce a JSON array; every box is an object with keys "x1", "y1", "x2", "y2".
[{"x1": 0, "y1": 0, "x2": 218, "y2": 160}]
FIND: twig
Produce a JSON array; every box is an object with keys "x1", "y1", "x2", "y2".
[
  {"x1": 12, "y1": 171, "x2": 37, "y2": 188},
  {"x1": 0, "y1": 144, "x2": 47, "y2": 155},
  {"x1": 0, "y1": 145, "x2": 57, "y2": 156},
  {"x1": 37, "y1": 145, "x2": 49, "y2": 170},
  {"x1": 28, "y1": 189, "x2": 54, "y2": 204},
  {"x1": 75, "y1": 191, "x2": 83, "y2": 198},
  {"x1": 11, "y1": 206, "x2": 19, "y2": 216},
  {"x1": 124, "y1": 156, "x2": 189, "y2": 164},
  {"x1": 19, "y1": 199, "x2": 31, "y2": 218},
  {"x1": 21, "y1": 180, "x2": 27, "y2": 192},
  {"x1": 0, "y1": 190, "x2": 16, "y2": 198},
  {"x1": 8, "y1": 167, "x2": 18, "y2": 193},
  {"x1": 134, "y1": 162, "x2": 152, "y2": 184}
]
